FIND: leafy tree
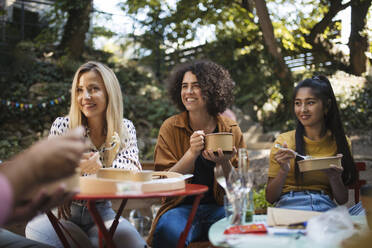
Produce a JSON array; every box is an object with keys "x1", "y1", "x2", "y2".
[
  {"x1": 57, "y1": 0, "x2": 93, "y2": 59},
  {"x1": 251, "y1": 0, "x2": 293, "y2": 121},
  {"x1": 120, "y1": 0, "x2": 371, "y2": 122}
]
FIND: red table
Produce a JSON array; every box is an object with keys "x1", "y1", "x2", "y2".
[{"x1": 46, "y1": 184, "x2": 208, "y2": 248}]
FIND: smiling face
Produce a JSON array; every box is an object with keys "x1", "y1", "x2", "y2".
[
  {"x1": 181, "y1": 71, "x2": 207, "y2": 112},
  {"x1": 77, "y1": 70, "x2": 108, "y2": 120},
  {"x1": 294, "y1": 87, "x2": 326, "y2": 128}
]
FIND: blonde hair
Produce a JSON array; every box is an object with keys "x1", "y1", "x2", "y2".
[{"x1": 69, "y1": 61, "x2": 128, "y2": 166}]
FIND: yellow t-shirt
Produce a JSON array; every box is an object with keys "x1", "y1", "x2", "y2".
[{"x1": 268, "y1": 130, "x2": 340, "y2": 196}]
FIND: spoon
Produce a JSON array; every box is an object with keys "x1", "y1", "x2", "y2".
[{"x1": 274, "y1": 144, "x2": 312, "y2": 160}]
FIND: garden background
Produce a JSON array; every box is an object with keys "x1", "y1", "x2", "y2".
[{"x1": 1, "y1": 0, "x2": 372, "y2": 238}]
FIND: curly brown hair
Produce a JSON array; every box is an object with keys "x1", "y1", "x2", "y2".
[{"x1": 166, "y1": 60, "x2": 235, "y2": 116}]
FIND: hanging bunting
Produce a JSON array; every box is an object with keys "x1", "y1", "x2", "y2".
[{"x1": 0, "y1": 95, "x2": 67, "y2": 111}]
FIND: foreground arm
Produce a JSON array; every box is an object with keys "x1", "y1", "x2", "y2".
[
  {"x1": 6, "y1": 186, "x2": 76, "y2": 224},
  {"x1": 326, "y1": 165, "x2": 348, "y2": 204},
  {"x1": 203, "y1": 148, "x2": 237, "y2": 179},
  {"x1": 169, "y1": 131, "x2": 205, "y2": 174},
  {"x1": 0, "y1": 128, "x2": 86, "y2": 224},
  {"x1": 266, "y1": 142, "x2": 294, "y2": 204},
  {"x1": 266, "y1": 172, "x2": 289, "y2": 204}
]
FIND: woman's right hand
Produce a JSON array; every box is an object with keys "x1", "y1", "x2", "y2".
[
  {"x1": 79, "y1": 152, "x2": 102, "y2": 175},
  {"x1": 189, "y1": 130, "x2": 205, "y2": 157},
  {"x1": 274, "y1": 142, "x2": 295, "y2": 173}
]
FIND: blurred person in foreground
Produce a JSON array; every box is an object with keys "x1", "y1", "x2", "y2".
[{"x1": 0, "y1": 127, "x2": 87, "y2": 247}]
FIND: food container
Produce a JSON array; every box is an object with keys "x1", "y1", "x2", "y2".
[
  {"x1": 205, "y1": 132, "x2": 233, "y2": 153},
  {"x1": 80, "y1": 170, "x2": 185, "y2": 194},
  {"x1": 97, "y1": 168, "x2": 153, "y2": 182},
  {"x1": 298, "y1": 154, "x2": 343, "y2": 172}
]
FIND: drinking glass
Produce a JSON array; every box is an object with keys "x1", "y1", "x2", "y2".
[
  {"x1": 224, "y1": 195, "x2": 233, "y2": 220},
  {"x1": 214, "y1": 164, "x2": 227, "y2": 192}
]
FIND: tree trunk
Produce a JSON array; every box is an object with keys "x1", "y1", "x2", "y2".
[
  {"x1": 307, "y1": 0, "x2": 350, "y2": 44},
  {"x1": 58, "y1": 0, "x2": 93, "y2": 60},
  {"x1": 305, "y1": 0, "x2": 350, "y2": 72},
  {"x1": 348, "y1": 0, "x2": 371, "y2": 76},
  {"x1": 252, "y1": 0, "x2": 292, "y2": 119}
]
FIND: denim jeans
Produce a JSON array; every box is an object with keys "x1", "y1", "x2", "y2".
[
  {"x1": 348, "y1": 202, "x2": 365, "y2": 215},
  {"x1": 0, "y1": 228, "x2": 53, "y2": 248},
  {"x1": 26, "y1": 201, "x2": 146, "y2": 248},
  {"x1": 152, "y1": 204, "x2": 225, "y2": 248},
  {"x1": 275, "y1": 191, "x2": 337, "y2": 212},
  {"x1": 276, "y1": 191, "x2": 365, "y2": 215}
]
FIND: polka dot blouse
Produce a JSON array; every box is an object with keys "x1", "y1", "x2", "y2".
[{"x1": 49, "y1": 117, "x2": 142, "y2": 172}]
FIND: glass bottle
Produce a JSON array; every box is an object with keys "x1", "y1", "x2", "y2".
[{"x1": 238, "y1": 148, "x2": 254, "y2": 223}]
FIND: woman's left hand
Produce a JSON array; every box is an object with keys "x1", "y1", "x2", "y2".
[
  {"x1": 325, "y1": 164, "x2": 343, "y2": 180},
  {"x1": 202, "y1": 147, "x2": 237, "y2": 165}
]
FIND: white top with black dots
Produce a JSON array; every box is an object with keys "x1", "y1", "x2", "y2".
[{"x1": 49, "y1": 117, "x2": 141, "y2": 172}]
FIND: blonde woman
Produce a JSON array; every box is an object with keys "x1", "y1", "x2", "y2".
[{"x1": 25, "y1": 61, "x2": 146, "y2": 248}]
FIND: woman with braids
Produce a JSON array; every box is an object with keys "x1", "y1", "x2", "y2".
[
  {"x1": 266, "y1": 75, "x2": 363, "y2": 214},
  {"x1": 25, "y1": 61, "x2": 146, "y2": 248},
  {"x1": 147, "y1": 60, "x2": 245, "y2": 247}
]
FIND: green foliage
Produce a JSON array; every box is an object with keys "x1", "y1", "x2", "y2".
[
  {"x1": 91, "y1": 27, "x2": 116, "y2": 39},
  {"x1": 0, "y1": 137, "x2": 23, "y2": 160},
  {"x1": 339, "y1": 81, "x2": 372, "y2": 132},
  {"x1": 253, "y1": 186, "x2": 273, "y2": 210},
  {"x1": 112, "y1": 62, "x2": 177, "y2": 160},
  {"x1": 118, "y1": 0, "x2": 372, "y2": 135},
  {"x1": 0, "y1": 40, "x2": 176, "y2": 161},
  {"x1": 1, "y1": 0, "x2": 372, "y2": 161}
]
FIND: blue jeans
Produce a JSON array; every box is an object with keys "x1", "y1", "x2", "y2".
[
  {"x1": 276, "y1": 191, "x2": 365, "y2": 215},
  {"x1": 349, "y1": 202, "x2": 365, "y2": 215},
  {"x1": 275, "y1": 191, "x2": 336, "y2": 212},
  {"x1": 0, "y1": 228, "x2": 53, "y2": 248},
  {"x1": 26, "y1": 201, "x2": 146, "y2": 248},
  {"x1": 152, "y1": 204, "x2": 225, "y2": 248}
]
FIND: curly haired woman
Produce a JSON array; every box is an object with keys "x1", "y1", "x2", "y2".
[{"x1": 147, "y1": 60, "x2": 246, "y2": 247}]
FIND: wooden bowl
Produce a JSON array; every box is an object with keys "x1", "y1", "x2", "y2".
[
  {"x1": 205, "y1": 132, "x2": 233, "y2": 153},
  {"x1": 297, "y1": 154, "x2": 342, "y2": 172}
]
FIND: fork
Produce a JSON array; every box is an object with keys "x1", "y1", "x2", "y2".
[{"x1": 274, "y1": 144, "x2": 312, "y2": 160}]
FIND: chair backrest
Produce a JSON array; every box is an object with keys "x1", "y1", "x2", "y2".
[{"x1": 349, "y1": 161, "x2": 367, "y2": 204}]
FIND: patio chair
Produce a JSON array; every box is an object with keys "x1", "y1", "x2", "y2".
[{"x1": 349, "y1": 161, "x2": 367, "y2": 204}]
